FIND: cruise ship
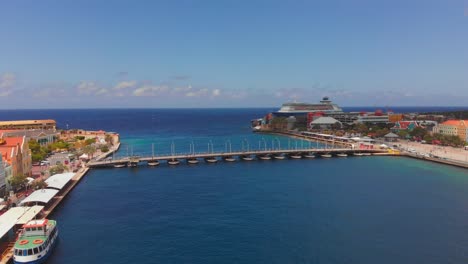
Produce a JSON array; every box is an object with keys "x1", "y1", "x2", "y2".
[{"x1": 275, "y1": 97, "x2": 343, "y2": 116}]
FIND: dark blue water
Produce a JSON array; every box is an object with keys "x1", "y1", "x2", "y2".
[{"x1": 1, "y1": 109, "x2": 468, "y2": 263}]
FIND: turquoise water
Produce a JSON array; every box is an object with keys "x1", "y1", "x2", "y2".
[{"x1": 2, "y1": 109, "x2": 468, "y2": 263}]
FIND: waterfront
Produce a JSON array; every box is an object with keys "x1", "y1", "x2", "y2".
[
  {"x1": 1, "y1": 109, "x2": 468, "y2": 263},
  {"x1": 48, "y1": 157, "x2": 468, "y2": 264}
]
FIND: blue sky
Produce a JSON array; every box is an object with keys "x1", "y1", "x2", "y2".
[{"x1": 0, "y1": 0, "x2": 467, "y2": 108}]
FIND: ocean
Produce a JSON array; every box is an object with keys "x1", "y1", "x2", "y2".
[{"x1": 1, "y1": 108, "x2": 468, "y2": 263}]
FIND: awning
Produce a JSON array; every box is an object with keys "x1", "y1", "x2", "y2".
[
  {"x1": 16, "y1": 205, "x2": 45, "y2": 225},
  {"x1": 45, "y1": 172, "x2": 75, "y2": 190},
  {"x1": 19, "y1": 189, "x2": 59, "y2": 206},
  {"x1": 26, "y1": 177, "x2": 35, "y2": 184},
  {"x1": 0, "y1": 207, "x2": 30, "y2": 238}
]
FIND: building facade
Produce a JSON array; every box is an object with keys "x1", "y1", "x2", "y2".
[
  {"x1": 0, "y1": 129, "x2": 58, "y2": 146},
  {"x1": 433, "y1": 120, "x2": 468, "y2": 142},
  {"x1": 0, "y1": 119, "x2": 56, "y2": 130},
  {"x1": 0, "y1": 155, "x2": 5, "y2": 197},
  {"x1": 0, "y1": 136, "x2": 32, "y2": 186}
]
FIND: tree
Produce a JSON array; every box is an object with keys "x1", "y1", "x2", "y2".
[
  {"x1": 49, "y1": 163, "x2": 68, "y2": 175},
  {"x1": 409, "y1": 127, "x2": 427, "y2": 139},
  {"x1": 100, "y1": 145, "x2": 109, "y2": 153},
  {"x1": 84, "y1": 138, "x2": 96, "y2": 146},
  {"x1": 83, "y1": 145, "x2": 96, "y2": 158},
  {"x1": 75, "y1": 136, "x2": 85, "y2": 141},
  {"x1": 30, "y1": 180, "x2": 48, "y2": 190},
  {"x1": 8, "y1": 174, "x2": 28, "y2": 192}
]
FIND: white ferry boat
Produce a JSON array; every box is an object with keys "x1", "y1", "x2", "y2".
[{"x1": 13, "y1": 219, "x2": 58, "y2": 264}]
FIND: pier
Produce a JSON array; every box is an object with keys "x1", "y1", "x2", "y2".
[{"x1": 87, "y1": 148, "x2": 390, "y2": 168}]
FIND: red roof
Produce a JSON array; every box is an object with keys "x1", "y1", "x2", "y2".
[{"x1": 441, "y1": 120, "x2": 468, "y2": 126}]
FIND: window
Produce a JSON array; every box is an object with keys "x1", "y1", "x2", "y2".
[
  {"x1": 23, "y1": 250, "x2": 28, "y2": 256},
  {"x1": 33, "y1": 247, "x2": 39, "y2": 254},
  {"x1": 27, "y1": 249, "x2": 33, "y2": 256}
]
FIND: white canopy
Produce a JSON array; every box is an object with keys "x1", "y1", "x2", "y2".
[
  {"x1": 0, "y1": 207, "x2": 30, "y2": 238},
  {"x1": 79, "y1": 153, "x2": 89, "y2": 159},
  {"x1": 26, "y1": 177, "x2": 35, "y2": 184},
  {"x1": 380, "y1": 144, "x2": 389, "y2": 148},
  {"x1": 45, "y1": 172, "x2": 75, "y2": 190},
  {"x1": 19, "y1": 189, "x2": 59, "y2": 206},
  {"x1": 16, "y1": 205, "x2": 44, "y2": 225}
]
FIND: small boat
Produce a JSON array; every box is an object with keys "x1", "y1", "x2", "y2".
[
  {"x1": 223, "y1": 156, "x2": 236, "y2": 162},
  {"x1": 336, "y1": 153, "x2": 348, "y2": 157},
  {"x1": 303, "y1": 153, "x2": 315, "y2": 158},
  {"x1": 114, "y1": 163, "x2": 126, "y2": 168},
  {"x1": 321, "y1": 154, "x2": 332, "y2": 158},
  {"x1": 205, "y1": 157, "x2": 218, "y2": 163},
  {"x1": 273, "y1": 154, "x2": 285, "y2": 160},
  {"x1": 187, "y1": 158, "x2": 199, "y2": 164},
  {"x1": 241, "y1": 155, "x2": 254, "y2": 161},
  {"x1": 289, "y1": 154, "x2": 302, "y2": 159},
  {"x1": 127, "y1": 162, "x2": 138, "y2": 167},
  {"x1": 13, "y1": 219, "x2": 59, "y2": 264},
  {"x1": 147, "y1": 160, "x2": 160, "y2": 166},
  {"x1": 168, "y1": 159, "x2": 180, "y2": 165},
  {"x1": 353, "y1": 152, "x2": 363, "y2": 156},
  {"x1": 258, "y1": 155, "x2": 271, "y2": 160}
]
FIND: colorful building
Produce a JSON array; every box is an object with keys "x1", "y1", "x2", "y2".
[
  {"x1": 0, "y1": 155, "x2": 5, "y2": 197},
  {"x1": 391, "y1": 121, "x2": 421, "y2": 132},
  {"x1": 0, "y1": 129, "x2": 58, "y2": 146},
  {"x1": 433, "y1": 120, "x2": 468, "y2": 142},
  {"x1": 0, "y1": 137, "x2": 32, "y2": 187}
]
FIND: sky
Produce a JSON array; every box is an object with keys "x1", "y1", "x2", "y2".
[{"x1": 0, "y1": 0, "x2": 467, "y2": 108}]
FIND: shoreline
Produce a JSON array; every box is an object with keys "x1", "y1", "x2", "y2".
[{"x1": 0, "y1": 143, "x2": 121, "y2": 264}]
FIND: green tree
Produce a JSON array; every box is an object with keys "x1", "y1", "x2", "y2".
[
  {"x1": 8, "y1": 174, "x2": 28, "y2": 192},
  {"x1": 409, "y1": 127, "x2": 427, "y2": 139},
  {"x1": 75, "y1": 136, "x2": 85, "y2": 140},
  {"x1": 49, "y1": 163, "x2": 68, "y2": 175},
  {"x1": 84, "y1": 138, "x2": 96, "y2": 146},
  {"x1": 423, "y1": 134, "x2": 433, "y2": 142},
  {"x1": 30, "y1": 180, "x2": 48, "y2": 190},
  {"x1": 83, "y1": 145, "x2": 96, "y2": 158},
  {"x1": 100, "y1": 145, "x2": 109, "y2": 153}
]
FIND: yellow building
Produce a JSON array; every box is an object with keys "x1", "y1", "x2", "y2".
[
  {"x1": 434, "y1": 120, "x2": 468, "y2": 142},
  {"x1": 0, "y1": 119, "x2": 56, "y2": 130}
]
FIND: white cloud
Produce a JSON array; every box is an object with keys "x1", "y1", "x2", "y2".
[
  {"x1": 185, "y1": 88, "x2": 209, "y2": 97},
  {"x1": 76, "y1": 81, "x2": 100, "y2": 95},
  {"x1": 114, "y1": 80, "x2": 137, "y2": 90},
  {"x1": 132, "y1": 84, "x2": 169, "y2": 96},
  {"x1": 0, "y1": 72, "x2": 16, "y2": 96},
  {"x1": 212, "y1": 89, "x2": 221, "y2": 97}
]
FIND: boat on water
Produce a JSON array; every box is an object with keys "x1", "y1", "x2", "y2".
[
  {"x1": 289, "y1": 154, "x2": 302, "y2": 159},
  {"x1": 114, "y1": 163, "x2": 126, "y2": 168},
  {"x1": 303, "y1": 153, "x2": 316, "y2": 158},
  {"x1": 13, "y1": 219, "x2": 58, "y2": 264},
  {"x1": 148, "y1": 143, "x2": 159, "y2": 166},
  {"x1": 205, "y1": 157, "x2": 218, "y2": 163},
  {"x1": 187, "y1": 158, "x2": 199, "y2": 164},
  {"x1": 147, "y1": 160, "x2": 159, "y2": 166},
  {"x1": 223, "y1": 156, "x2": 236, "y2": 162},
  {"x1": 258, "y1": 155, "x2": 271, "y2": 160},
  {"x1": 336, "y1": 153, "x2": 348, "y2": 157},
  {"x1": 321, "y1": 154, "x2": 332, "y2": 158},
  {"x1": 353, "y1": 152, "x2": 363, "y2": 156},
  {"x1": 273, "y1": 154, "x2": 285, "y2": 160},
  {"x1": 241, "y1": 155, "x2": 254, "y2": 161},
  {"x1": 127, "y1": 162, "x2": 138, "y2": 167},
  {"x1": 168, "y1": 159, "x2": 180, "y2": 165}
]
